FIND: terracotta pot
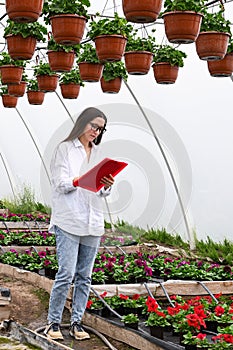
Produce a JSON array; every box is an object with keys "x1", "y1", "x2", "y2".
[
  {"x1": 50, "y1": 14, "x2": 87, "y2": 45},
  {"x1": 94, "y1": 35, "x2": 127, "y2": 62},
  {"x1": 27, "y1": 90, "x2": 45, "y2": 105},
  {"x1": 195, "y1": 31, "x2": 230, "y2": 61},
  {"x1": 5, "y1": 0, "x2": 44, "y2": 22},
  {"x1": 122, "y1": 0, "x2": 162, "y2": 23},
  {"x1": 207, "y1": 53, "x2": 233, "y2": 77},
  {"x1": 152, "y1": 63, "x2": 179, "y2": 84},
  {"x1": 6, "y1": 34, "x2": 37, "y2": 60},
  {"x1": 2, "y1": 94, "x2": 18, "y2": 108},
  {"x1": 78, "y1": 62, "x2": 103, "y2": 82},
  {"x1": 149, "y1": 326, "x2": 164, "y2": 339},
  {"x1": 0, "y1": 65, "x2": 23, "y2": 84},
  {"x1": 47, "y1": 50, "x2": 75, "y2": 72},
  {"x1": 60, "y1": 83, "x2": 81, "y2": 99},
  {"x1": 162, "y1": 11, "x2": 203, "y2": 44},
  {"x1": 124, "y1": 51, "x2": 153, "y2": 75},
  {"x1": 37, "y1": 74, "x2": 59, "y2": 92},
  {"x1": 8, "y1": 81, "x2": 27, "y2": 97},
  {"x1": 100, "y1": 77, "x2": 122, "y2": 93}
]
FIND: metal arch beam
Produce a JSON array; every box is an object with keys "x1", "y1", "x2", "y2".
[
  {"x1": 0, "y1": 151, "x2": 16, "y2": 198},
  {"x1": 15, "y1": 107, "x2": 51, "y2": 185},
  {"x1": 123, "y1": 80, "x2": 193, "y2": 249}
]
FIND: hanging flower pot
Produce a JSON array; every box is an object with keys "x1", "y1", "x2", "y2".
[
  {"x1": 124, "y1": 51, "x2": 153, "y2": 75},
  {"x1": 47, "y1": 50, "x2": 75, "y2": 72},
  {"x1": 8, "y1": 81, "x2": 27, "y2": 97},
  {"x1": 59, "y1": 83, "x2": 81, "y2": 99},
  {"x1": 6, "y1": 35, "x2": 37, "y2": 60},
  {"x1": 5, "y1": 0, "x2": 44, "y2": 23},
  {"x1": 37, "y1": 74, "x2": 59, "y2": 92},
  {"x1": 122, "y1": 0, "x2": 163, "y2": 23},
  {"x1": 152, "y1": 63, "x2": 179, "y2": 84},
  {"x1": 27, "y1": 90, "x2": 45, "y2": 105},
  {"x1": 2, "y1": 94, "x2": 18, "y2": 108},
  {"x1": 162, "y1": 11, "x2": 203, "y2": 44},
  {"x1": 195, "y1": 32, "x2": 230, "y2": 61},
  {"x1": 50, "y1": 14, "x2": 87, "y2": 45},
  {"x1": 100, "y1": 77, "x2": 122, "y2": 94},
  {"x1": 0, "y1": 65, "x2": 24, "y2": 84},
  {"x1": 78, "y1": 62, "x2": 103, "y2": 82},
  {"x1": 207, "y1": 53, "x2": 233, "y2": 77},
  {"x1": 94, "y1": 35, "x2": 127, "y2": 62}
]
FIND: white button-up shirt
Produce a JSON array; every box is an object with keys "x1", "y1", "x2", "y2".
[{"x1": 49, "y1": 138, "x2": 111, "y2": 236}]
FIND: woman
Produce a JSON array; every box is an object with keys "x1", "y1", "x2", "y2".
[{"x1": 44, "y1": 107, "x2": 114, "y2": 341}]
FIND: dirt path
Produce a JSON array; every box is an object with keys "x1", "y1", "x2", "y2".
[{"x1": 0, "y1": 275, "x2": 135, "y2": 350}]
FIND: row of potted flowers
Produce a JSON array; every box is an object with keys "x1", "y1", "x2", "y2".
[
  {"x1": 86, "y1": 292, "x2": 233, "y2": 348},
  {"x1": 0, "y1": 212, "x2": 49, "y2": 222},
  {"x1": 0, "y1": 250, "x2": 232, "y2": 283},
  {"x1": 0, "y1": 230, "x2": 133, "y2": 247}
]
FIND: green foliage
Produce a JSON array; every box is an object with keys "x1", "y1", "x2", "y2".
[
  {"x1": 227, "y1": 39, "x2": 233, "y2": 53},
  {"x1": 0, "y1": 85, "x2": 9, "y2": 96},
  {"x1": 42, "y1": 0, "x2": 90, "y2": 24},
  {"x1": 121, "y1": 313, "x2": 139, "y2": 324},
  {"x1": 1, "y1": 184, "x2": 51, "y2": 214},
  {"x1": 4, "y1": 19, "x2": 47, "y2": 41},
  {"x1": 163, "y1": 0, "x2": 206, "y2": 13},
  {"x1": 142, "y1": 227, "x2": 189, "y2": 249},
  {"x1": 88, "y1": 12, "x2": 133, "y2": 39},
  {"x1": 0, "y1": 52, "x2": 26, "y2": 67},
  {"x1": 102, "y1": 61, "x2": 128, "y2": 81},
  {"x1": 195, "y1": 236, "x2": 233, "y2": 265},
  {"x1": 47, "y1": 36, "x2": 80, "y2": 53},
  {"x1": 77, "y1": 43, "x2": 100, "y2": 63},
  {"x1": 27, "y1": 79, "x2": 40, "y2": 91},
  {"x1": 200, "y1": 9, "x2": 231, "y2": 33},
  {"x1": 153, "y1": 45, "x2": 187, "y2": 67},
  {"x1": 59, "y1": 69, "x2": 84, "y2": 85},
  {"x1": 125, "y1": 34, "x2": 156, "y2": 53},
  {"x1": 33, "y1": 62, "x2": 57, "y2": 76}
]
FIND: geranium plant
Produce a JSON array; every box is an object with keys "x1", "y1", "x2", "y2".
[
  {"x1": 121, "y1": 313, "x2": 139, "y2": 324},
  {"x1": 59, "y1": 69, "x2": 84, "y2": 85},
  {"x1": 125, "y1": 32, "x2": 156, "y2": 53},
  {"x1": 0, "y1": 52, "x2": 26, "y2": 67},
  {"x1": 145, "y1": 296, "x2": 171, "y2": 328},
  {"x1": 102, "y1": 61, "x2": 128, "y2": 81},
  {"x1": 77, "y1": 43, "x2": 100, "y2": 63},
  {"x1": 33, "y1": 62, "x2": 57, "y2": 76},
  {"x1": 88, "y1": 12, "x2": 133, "y2": 39},
  {"x1": 27, "y1": 79, "x2": 41, "y2": 92},
  {"x1": 153, "y1": 45, "x2": 187, "y2": 67},
  {"x1": 200, "y1": 8, "x2": 231, "y2": 33},
  {"x1": 162, "y1": 0, "x2": 206, "y2": 13},
  {"x1": 47, "y1": 36, "x2": 80, "y2": 54},
  {"x1": 4, "y1": 19, "x2": 47, "y2": 42}
]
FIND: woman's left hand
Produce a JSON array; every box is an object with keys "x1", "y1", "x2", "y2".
[{"x1": 100, "y1": 174, "x2": 114, "y2": 189}]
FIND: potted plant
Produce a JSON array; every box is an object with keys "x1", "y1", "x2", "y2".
[
  {"x1": 5, "y1": 0, "x2": 44, "y2": 23},
  {"x1": 43, "y1": 0, "x2": 90, "y2": 45},
  {"x1": 152, "y1": 45, "x2": 187, "y2": 84},
  {"x1": 124, "y1": 33, "x2": 156, "y2": 75},
  {"x1": 122, "y1": 0, "x2": 163, "y2": 23},
  {"x1": 121, "y1": 313, "x2": 139, "y2": 330},
  {"x1": 0, "y1": 85, "x2": 18, "y2": 108},
  {"x1": 207, "y1": 38, "x2": 233, "y2": 77},
  {"x1": 26, "y1": 79, "x2": 45, "y2": 105},
  {"x1": 162, "y1": 0, "x2": 205, "y2": 44},
  {"x1": 77, "y1": 43, "x2": 103, "y2": 82},
  {"x1": 182, "y1": 332, "x2": 211, "y2": 350},
  {"x1": 8, "y1": 73, "x2": 28, "y2": 97},
  {"x1": 4, "y1": 19, "x2": 47, "y2": 60},
  {"x1": 0, "y1": 53, "x2": 25, "y2": 85},
  {"x1": 59, "y1": 69, "x2": 84, "y2": 99},
  {"x1": 88, "y1": 12, "x2": 133, "y2": 62},
  {"x1": 195, "y1": 8, "x2": 231, "y2": 60},
  {"x1": 100, "y1": 61, "x2": 128, "y2": 94},
  {"x1": 33, "y1": 62, "x2": 59, "y2": 92},
  {"x1": 47, "y1": 36, "x2": 78, "y2": 72},
  {"x1": 145, "y1": 309, "x2": 171, "y2": 339}
]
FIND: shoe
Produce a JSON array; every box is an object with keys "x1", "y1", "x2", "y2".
[
  {"x1": 69, "y1": 321, "x2": 90, "y2": 340},
  {"x1": 44, "y1": 322, "x2": 64, "y2": 340}
]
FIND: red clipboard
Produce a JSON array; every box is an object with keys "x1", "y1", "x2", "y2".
[{"x1": 73, "y1": 158, "x2": 128, "y2": 192}]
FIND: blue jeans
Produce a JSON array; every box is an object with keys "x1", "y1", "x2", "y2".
[{"x1": 47, "y1": 226, "x2": 100, "y2": 324}]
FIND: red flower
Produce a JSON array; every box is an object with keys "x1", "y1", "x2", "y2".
[
  {"x1": 146, "y1": 296, "x2": 159, "y2": 312},
  {"x1": 100, "y1": 291, "x2": 107, "y2": 298},
  {"x1": 119, "y1": 294, "x2": 129, "y2": 300},
  {"x1": 186, "y1": 313, "x2": 206, "y2": 330},
  {"x1": 86, "y1": 300, "x2": 93, "y2": 309},
  {"x1": 132, "y1": 294, "x2": 140, "y2": 300},
  {"x1": 196, "y1": 333, "x2": 207, "y2": 340},
  {"x1": 214, "y1": 305, "x2": 225, "y2": 316}
]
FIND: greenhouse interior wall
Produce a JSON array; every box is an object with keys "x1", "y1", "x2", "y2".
[{"x1": 0, "y1": 1, "x2": 233, "y2": 245}]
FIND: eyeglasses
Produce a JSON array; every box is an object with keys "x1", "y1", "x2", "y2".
[{"x1": 89, "y1": 122, "x2": 106, "y2": 133}]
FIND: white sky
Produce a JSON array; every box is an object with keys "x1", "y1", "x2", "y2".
[{"x1": 0, "y1": 1, "x2": 233, "y2": 243}]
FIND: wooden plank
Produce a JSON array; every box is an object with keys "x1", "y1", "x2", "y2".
[
  {"x1": 0, "y1": 221, "x2": 49, "y2": 230},
  {"x1": 0, "y1": 305, "x2": 10, "y2": 320}
]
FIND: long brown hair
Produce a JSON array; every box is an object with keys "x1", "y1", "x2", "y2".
[{"x1": 63, "y1": 107, "x2": 107, "y2": 145}]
